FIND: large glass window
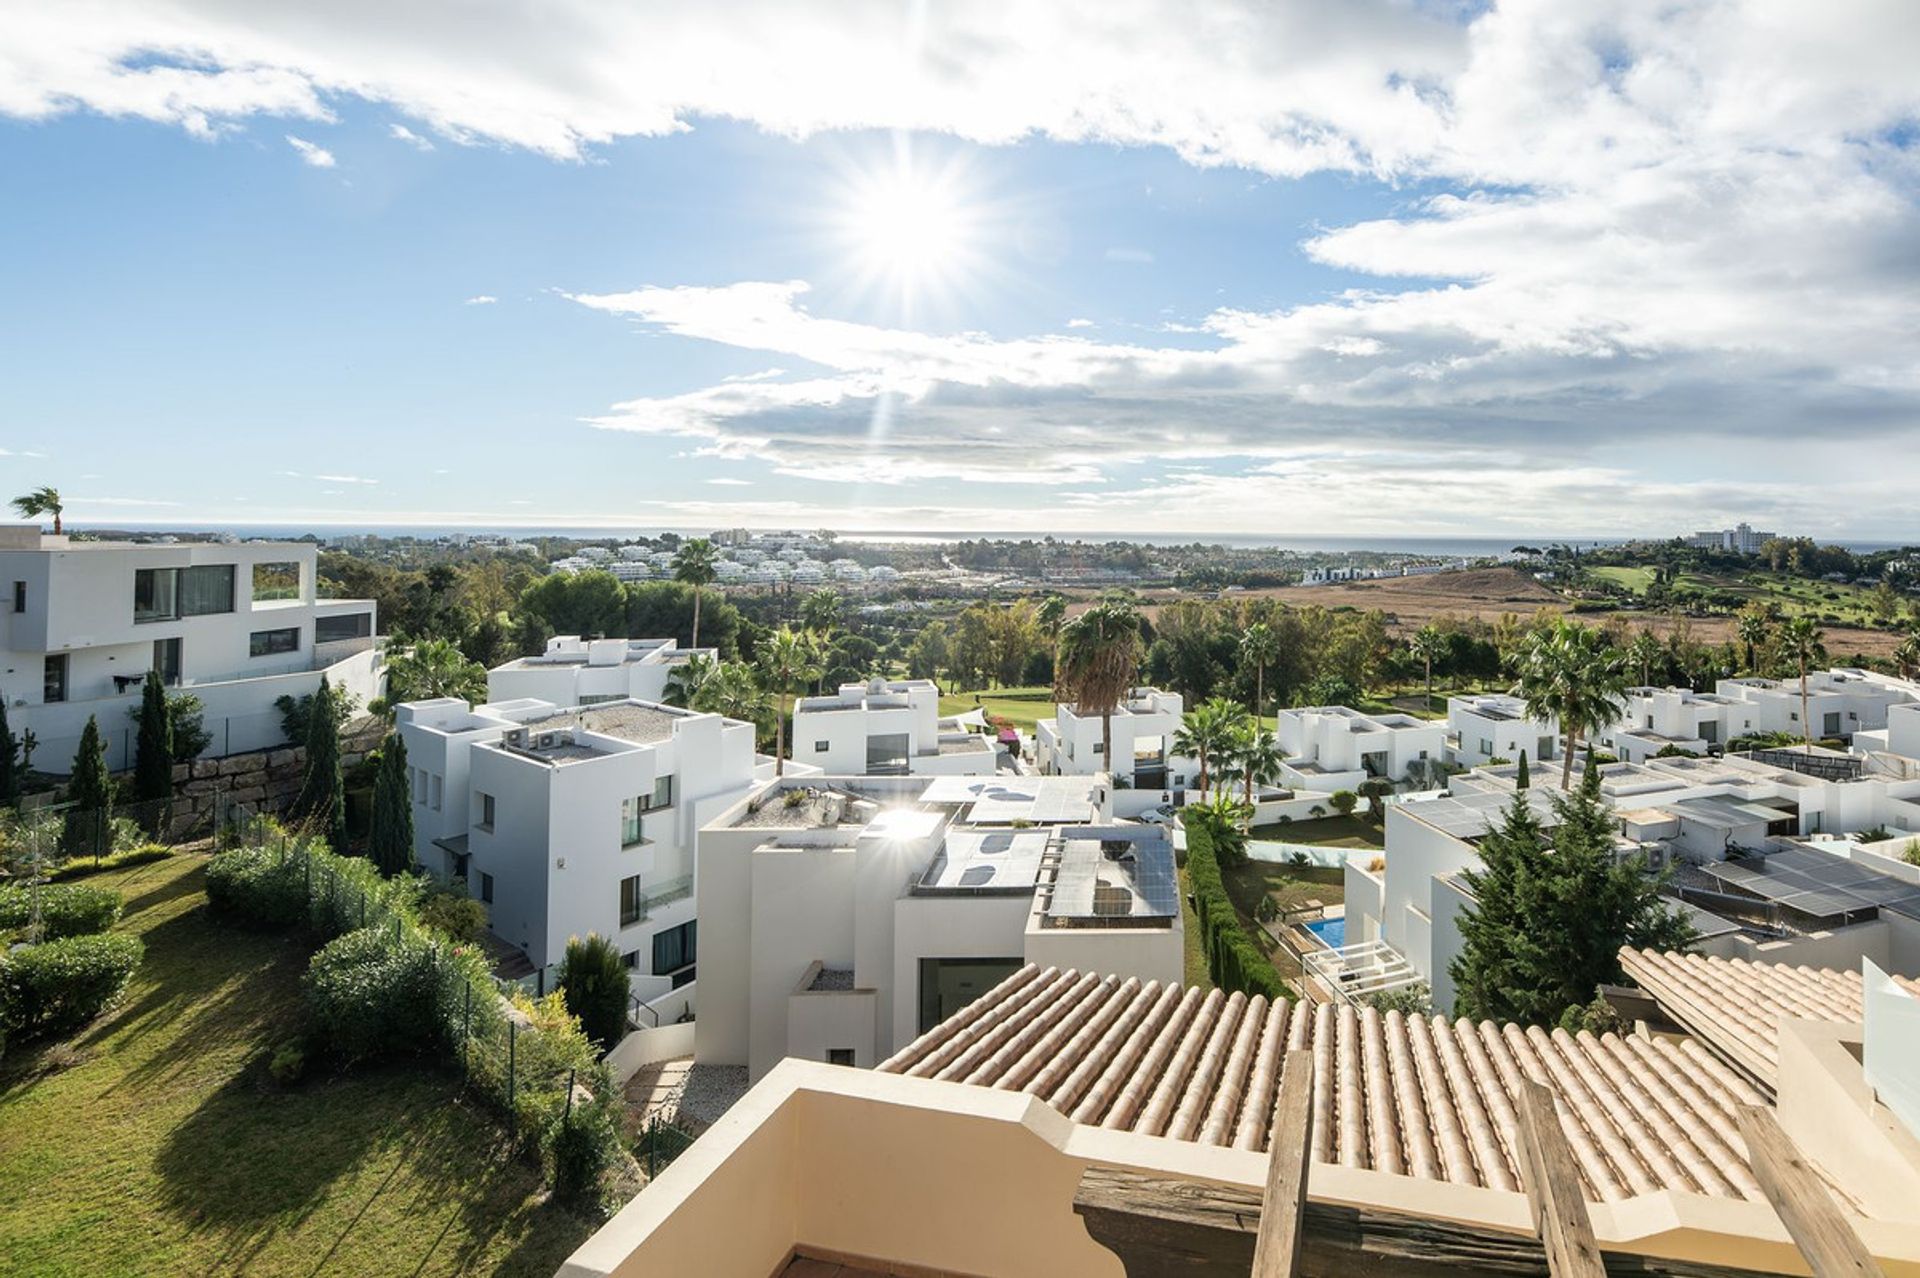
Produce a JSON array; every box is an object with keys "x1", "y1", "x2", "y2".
[
  {"x1": 917, "y1": 957, "x2": 1021, "y2": 1033},
  {"x1": 135, "y1": 565, "x2": 234, "y2": 622},
  {"x1": 620, "y1": 796, "x2": 646, "y2": 847},
  {"x1": 43, "y1": 653, "x2": 67, "y2": 704},
  {"x1": 648, "y1": 773, "x2": 674, "y2": 810},
  {"x1": 619, "y1": 874, "x2": 645, "y2": 927},
  {"x1": 314, "y1": 612, "x2": 373, "y2": 644},
  {"x1": 251, "y1": 561, "x2": 301, "y2": 601},
  {"x1": 652, "y1": 920, "x2": 696, "y2": 975},
  {"x1": 249, "y1": 627, "x2": 300, "y2": 657}
]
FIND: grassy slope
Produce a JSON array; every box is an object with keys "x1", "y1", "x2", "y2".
[
  {"x1": 937, "y1": 685, "x2": 1057, "y2": 731},
  {"x1": 1590, "y1": 565, "x2": 1656, "y2": 593},
  {"x1": 0, "y1": 855, "x2": 593, "y2": 1278},
  {"x1": 1247, "y1": 815, "x2": 1384, "y2": 849}
]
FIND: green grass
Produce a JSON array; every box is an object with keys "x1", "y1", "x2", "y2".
[
  {"x1": 0, "y1": 855, "x2": 594, "y2": 1278},
  {"x1": 1590, "y1": 565, "x2": 1657, "y2": 594},
  {"x1": 1177, "y1": 865, "x2": 1209, "y2": 989},
  {"x1": 1247, "y1": 815, "x2": 1385, "y2": 849},
  {"x1": 938, "y1": 684, "x2": 1058, "y2": 731}
]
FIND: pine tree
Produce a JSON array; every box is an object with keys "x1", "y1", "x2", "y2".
[
  {"x1": 61, "y1": 715, "x2": 115, "y2": 860},
  {"x1": 557, "y1": 933, "x2": 630, "y2": 1054},
  {"x1": 1449, "y1": 791, "x2": 1555, "y2": 1023},
  {"x1": 0, "y1": 700, "x2": 21, "y2": 810},
  {"x1": 368, "y1": 733, "x2": 415, "y2": 877},
  {"x1": 1515, "y1": 749, "x2": 1529, "y2": 791},
  {"x1": 294, "y1": 677, "x2": 347, "y2": 852},
  {"x1": 132, "y1": 669, "x2": 174, "y2": 833}
]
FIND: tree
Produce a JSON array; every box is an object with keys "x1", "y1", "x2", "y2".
[
  {"x1": 1036, "y1": 594, "x2": 1068, "y2": 685},
  {"x1": 1408, "y1": 625, "x2": 1447, "y2": 707},
  {"x1": 1233, "y1": 729, "x2": 1285, "y2": 805},
  {"x1": 62, "y1": 715, "x2": 114, "y2": 859},
  {"x1": 1734, "y1": 607, "x2": 1772, "y2": 675},
  {"x1": 369, "y1": 734, "x2": 415, "y2": 877},
  {"x1": 1626, "y1": 629, "x2": 1664, "y2": 687},
  {"x1": 693, "y1": 661, "x2": 773, "y2": 737},
  {"x1": 0, "y1": 701, "x2": 20, "y2": 810},
  {"x1": 1513, "y1": 620, "x2": 1630, "y2": 789},
  {"x1": 1053, "y1": 600, "x2": 1144, "y2": 773},
  {"x1": 384, "y1": 638, "x2": 487, "y2": 706},
  {"x1": 1895, "y1": 628, "x2": 1920, "y2": 681},
  {"x1": 131, "y1": 669, "x2": 173, "y2": 832},
  {"x1": 671, "y1": 539, "x2": 719, "y2": 649},
  {"x1": 1239, "y1": 622, "x2": 1280, "y2": 717},
  {"x1": 1173, "y1": 697, "x2": 1250, "y2": 796},
  {"x1": 662, "y1": 652, "x2": 716, "y2": 708},
  {"x1": 757, "y1": 628, "x2": 820, "y2": 776},
  {"x1": 10, "y1": 485, "x2": 63, "y2": 535},
  {"x1": 1450, "y1": 760, "x2": 1694, "y2": 1025},
  {"x1": 556, "y1": 933, "x2": 629, "y2": 1054},
  {"x1": 294, "y1": 677, "x2": 348, "y2": 851},
  {"x1": 1515, "y1": 748, "x2": 1530, "y2": 790},
  {"x1": 799, "y1": 586, "x2": 843, "y2": 637},
  {"x1": 1328, "y1": 789, "x2": 1358, "y2": 817},
  {"x1": 1779, "y1": 616, "x2": 1828, "y2": 752}
]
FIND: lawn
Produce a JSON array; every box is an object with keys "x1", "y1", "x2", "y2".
[
  {"x1": 1590, "y1": 565, "x2": 1656, "y2": 594},
  {"x1": 0, "y1": 854, "x2": 594, "y2": 1278},
  {"x1": 938, "y1": 684, "x2": 1058, "y2": 731},
  {"x1": 1221, "y1": 863, "x2": 1347, "y2": 984},
  {"x1": 1248, "y1": 815, "x2": 1384, "y2": 849}
]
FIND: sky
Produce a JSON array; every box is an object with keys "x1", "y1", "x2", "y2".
[{"x1": 2, "y1": 0, "x2": 1919, "y2": 541}]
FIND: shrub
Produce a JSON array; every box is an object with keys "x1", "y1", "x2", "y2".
[
  {"x1": 1903, "y1": 839, "x2": 1920, "y2": 868},
  {"x1": 1362, "y1": 982, "x2": 1432, "y2": 1016},
  {"x1": 548, "y1": 1085, "x2": 626, "y2": 1210},
  {"x1": 269, "y1": 1040, "x2": 308, "y2": 1085},
  {"x1": 1185, "y1": 816, "x2": 1286, "y2": 1001},
  {"x1": 418, "y1": 884, "x2": 488, "y2": 944},
  {"x1": 47, "y1": 844, "x2": 172, "y2": 881},
  {"x1": 1329, "y1": 790, "x2": 1357, "y2": 817},
  {"x1": 0, "y1": 881, "x2": 123, "y2": 940},
  {"x1": 0, "y1": 933, "x2": 144, "y2": 1038},
  {"x1": 557, "y1": 934, "x2": 629, "y2": 1054},
  {"x1": 304, "y1": 927, "x2": 440, "y2": 1063},
  {"x1": 205, "y1": 847, "x2": 309, "y2": 928}
]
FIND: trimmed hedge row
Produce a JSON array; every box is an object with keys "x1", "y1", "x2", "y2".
[
  {"x1": 1185, "y1": 815, "x2": 1287, "y2": 1001},
  {"x1": 48, "y1": 844, "x2": 173, "y2": 882},
  {"x1": 0, "y1": 882, "x2": 124, "y2": 941},
  {"x1": 0, "y1": 933, "x2": 144, "y2": 1040}
]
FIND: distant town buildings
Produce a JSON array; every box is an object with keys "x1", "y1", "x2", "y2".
[{"x1": 1688, "y1": 521, "x2": 1777, "y2": 554}]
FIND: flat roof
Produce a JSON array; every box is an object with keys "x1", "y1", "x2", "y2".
[
  {"x1": 918, "y1": 828, "x2": 1052, "y2": 892},
  {"x1": 916, "y1": 774, "x2": 1100, "y2": 825},
  {"x1": 1042, "y1": 829, "x2": 1178, "y2": 923},
  {"x1": 1695, "y1": 843, "x2": 1920, "y2": 920}
]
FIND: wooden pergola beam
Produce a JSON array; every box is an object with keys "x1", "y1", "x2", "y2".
[
  {"x1": 1513, "y1": 1078, "x2": 1607, "y2": 1278},
  {"x1": 1250, "y1": 1049, "x2": 1315, "y2": 1277},
  {"x1": 1736, "y1": 1106, "x2": 1886, "y2": 1278}
]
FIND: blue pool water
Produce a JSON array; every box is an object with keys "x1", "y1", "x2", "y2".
[{"x1": 1304, "y1": 916, "x2": 1345, "y2": 948}]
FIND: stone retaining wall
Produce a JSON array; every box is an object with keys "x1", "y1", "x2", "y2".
[{"x1": 158, "y1": 716, "x2": 388, "y2": 836}]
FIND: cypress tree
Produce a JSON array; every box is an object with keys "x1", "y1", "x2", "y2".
[
  {"x1": 557, "y1": 933, "x2": 630, "y2": 1054},
  {"x1": 368, "y1": 733, "x2": 415, "y2": 877},
  {"x1": 0, "y1": 700, "x2": 21, "y2": 810},
  {"x1": 1449, "y1": 791, "x2": 1553, "y2": 1023},
  {"x1": 1515, "y1": 749, "x2": 1529, "y2": 790},
  {"x1": 61, "y1": 715, "x2": 115, "y2": 860},
  {"x1": 132, "y1": 669, "x2": 174, "y2": 833},
  {"x1": 295, "y1": 677, "x2": 348, "y2": 852}
]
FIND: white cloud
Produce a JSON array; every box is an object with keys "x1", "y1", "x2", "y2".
[
  {"x1": 70, "y1": 496, "x2": 182, "y2": 507},
  {"x1": 388, "y1": 122, "x2": 433, "y2": 150},
  {"x1": 284, "y1": 134, "x2": 334, "y2": 167},
  {"x1": 464, "y1": 294, "x2": 497, "y2": 305},
  {"x1": 313, "y1": 473, "x2": 377, "y2": 485},
  {"x1": 1103, "y1": 248, "x2": 1155, "y2": 265},
  {"x1": 705, "y1": 477, "x2": 753, "y2": 486},
  {"x1": 0, "y1": 448, "x2": 47, "y2": 458},
  {"x1": 1065, "y1": 318, "x2": 1094, "y2": 329}
]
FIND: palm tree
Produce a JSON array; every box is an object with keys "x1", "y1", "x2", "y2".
[
  {"x1": 1035, "y1": 595, "x2": 1068, "y2": 684},
  {"x1": 1238, "y1": 622, "x2": 1280, "y2": 718},
  {"x1": 799, "y1": 587, "x2": 843, "y2": 637},
  {"x1": 384, "y1": 638, "x2": 487, "y2": 706},
  {"x1": 1173, "y1": 697, "x2": 1251, "y2": 797},
  {"x1": 1779, "y1": 616, "x2": 1828, "y2": 753},
  {"x1": 671, "y1": 538, "x2": 719, "y2": 650},
  {"x1": 1895, "y1": 628, "x2": 1920, "y2": 682},
  {"x1": 1232, "y1": 726, "x2": 1284, "y2": 806},
  {"x1": 1626, "y1": 629, "x2": 1664, "y2": 686},
  {"x1": 662, "y1": 652, "x2": 716, "y2": 708},
  {"x1": 1513, "y1": 620, "x2": 1631, "y2": 790},
  {"x1": 11, "y1": 486, "x2": 62, "y2": 535},
  {"x1": 1407, "y1": 625, "x2": 1446, "y2": 708},
  {"x1": 1052, "y1": 600, "x2": 1143, "y2": 775},
  {"x1": 757, "y1": 627, "x2": 820, "y2": 777},
  {"x1": 1735, "y1": 607, "x2": 1772, "y2": 675},
  {"x1": 692, "y1": 661, "x2": 772, "y2": 736}
]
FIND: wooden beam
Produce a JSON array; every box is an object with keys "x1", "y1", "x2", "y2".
[
  {"x1": 1736, "y1": 1106, "x2": 1886, "y2": 1278},
  {"x1": 1250, "y1": 1048, "x2": 1315, "y2": 1278},
  {"x1": 1513, "y1": 1079, "x2": 1607, "y2": 1278}
]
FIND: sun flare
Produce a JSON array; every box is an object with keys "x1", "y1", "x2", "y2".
[{"x1": 834, "y1": 147, "x2": 984, "y2": 316}]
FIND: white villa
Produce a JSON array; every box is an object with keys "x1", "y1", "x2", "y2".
[
  {"x1": 0, "y1": 526, "x2": 381, "y2": 771},
  {"x1": 1598, "y1": 670, "x2": 1918, "y2": 763},
  {"x1": 486, "y1": 635, "x2": 715, "y2": 707},
  {"x1": 1273, "y1": 704, "x2": 1448, "y2": 793},
  {"x1": 790, "y1": 678, "x2": 999, "y2": 777},
  {"x1": 1034, "y1": 687, "x2": 1192, "y2": 794},
  {"x1": 395, "y1": 694, "x2": 796, "y2": 1007},
  {"x1": 1445, "y1": 693, "x2": 1559, "y2": 769},
  {"x1": 694, "y1": 772, "x2": 1182, "y2": 1080}
]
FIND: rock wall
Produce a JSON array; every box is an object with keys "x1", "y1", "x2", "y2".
[{"x1": 163, "y1": 715, "x2": 388, "y2": 836}]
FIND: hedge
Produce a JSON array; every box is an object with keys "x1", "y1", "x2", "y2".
[
  {"x1": 0, "y1": 933, "x2": 145, "y2": 1039},
  {"x1": 1185, "y1": 815, "x2": 1287, "y2": 1001},
  {"x1": 0, "y1": 881, "x2": 124, "y2": 940},
  {"x1": 48, "y1": 844, "x2": 173, "y2": 881}
]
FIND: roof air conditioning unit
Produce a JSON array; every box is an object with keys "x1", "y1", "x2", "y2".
[
  {"x1": 536, "y1": 732, "x2": 558, "y2": 749},
  {"x1": 504, "y1": 728, "x2": 528, "y2": 749}
]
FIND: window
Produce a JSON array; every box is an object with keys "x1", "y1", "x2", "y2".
[
  {"x1": 652, "y1": 920, "x2": 697, "y2": 974},
  {"x1": 619, "y1": 874, "x2": 646, "y2": 927},
  {"x1": 314, "y1": 612, "x2": 373, "y2": 644},
  {"x1": 411, "y1": 767, "x2": 424, "y2": 805},
  {"x1": 648, "y1": 773, "x2": 674, "y2": 810},
  {"x1": 477, "y1": 792, "x2": 495, "y2": 831},
  {"x1": 577, "y1": 693, "x2": 620, "y2": 705},
  {"x1": 814, "y1": 740, "x2": 831, "y2": 753},
  {"x1": 134, "y1": 564, "x2": 234, "y2": 622},
  {"x1": 251, "y1": 561, "x2": 301, "y2": 602},
  {"x1": 429, "y1": 774, "x2": 442, "y2": 812},
  {"x1": 479, "y1": 872, "x2": 494, "y2": 904},
  {"x1": 918, "y1": 958, "x2": 1021, "y2": 1033},
  {"x1": 1091, "y1": 742, "x2": 1104, "y2": 755},
  {"x1": 11, "y1": 581, "x2": 23, "y2": 613},
  {"x1": 43, "y1": 653, "x2": 67, "y2": 704},
  {"x1": 621, "y1": 795, "x2": 646, "y2": 847},
  {"x1": 827, "y1": 1048, "x2": 856, "y2": 1067},
  {"x1": 152, "y1": 637, "x2": 182, "y2": 685},
  {"x1": 622, "y1": 950, "x2": 640, "y2": 970},
  {"x1": 249, "y1": 627, "x2": 300, "y2": 657}
]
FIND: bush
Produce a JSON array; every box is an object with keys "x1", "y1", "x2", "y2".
[
  {"x1": 47, "y1": 844, "x2": 172, "y2": 881},
  {"x1": 1361, "y1": 982, "x2": 1432, "y2": 1016},
  {"x1": 1329, "y1": 790, "x2": 1357, "y2": 817},
  {"x1": 269, "y1": 1040, "x2": 309, "y2": 1085},
  {"x1": 205, "y1": 847, "x2": 309, "y2": 928},
  {"x1": 418, "y1": 884, "x2": 488, "y2": 944},
  {"x1": 557, "y1": 934, "x2": 629, "y2": 1054},
  {"x1": 1185, "y1": 816, "x2": 1286, "y2": 1001},
  {"x1": 305, "y1": 927, "x2": 442, "y2": 1064},
  {"x1": 0, "y1": 882, "x2": 123, "y2": 940},
  {"x1": 548, "y1": 1086, "x2": 626, "y2": 1210},
  {"x1": 0, "y1": 933, "x2": 144, "y2": 1039}
]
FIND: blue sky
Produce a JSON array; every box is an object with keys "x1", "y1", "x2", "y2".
[{"x1": 2, "y1": 2, "x2": 1918, "y2": 539}]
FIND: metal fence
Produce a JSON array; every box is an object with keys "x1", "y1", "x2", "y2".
[
  {"x1": 0, "y1": 794, "x2": 214, "y2": 881},
  {"x1": 635, "y1": 1117, "x2": 696, "y2": 1178}
]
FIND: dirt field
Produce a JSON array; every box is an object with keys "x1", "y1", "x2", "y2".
[{"x1": 1120, "y1": 567, "x2": 1904, "y2": 660}]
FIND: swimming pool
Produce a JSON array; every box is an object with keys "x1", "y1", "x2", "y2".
[{"x1": 1304, "y1": 916, "x2": 1345, "y2": 949}]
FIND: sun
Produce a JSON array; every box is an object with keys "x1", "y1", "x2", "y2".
[{"x1": 832, "y1": 144, "x2": 984, "y2": 318}]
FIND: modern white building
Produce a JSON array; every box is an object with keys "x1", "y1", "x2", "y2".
[
  {"x1": 1034, "y1": 687, "x2": 1192, "y2": 793},
  {"x1": 395, "y1": 695, "x2": 784, "y2": 1004},
  {"x1": 791, "y1": 678, "x2": 1000, "y2": 776},
  {"x1": 694, "y1": 772, "x2": 1183, "y2": 1080},
  {"x1": 1714, "y1": 670, "x2": 1917, "y2": 744},
  {"x1": 1446, "y1": 693, "x2": 1559, "y2": 769},
  {"x1": 486, "y1": 635, "x2": 715, "y2": 707},
  {"x1": 0, "y1": 526, "x2": 381, "y2": 771},
  {"x1": 1688, "y1": 522, "x2": 1776, "y2": 554},
  {"x1": 1273, "y1": 705, "x2": 1448, "y2": 793}
]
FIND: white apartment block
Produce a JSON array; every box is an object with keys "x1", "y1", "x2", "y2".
[
  {"x1": 1598, "y1": 686, "x2": 1750, "y2": 762},
  {"x1": 1715, "y1": 669, "x2": 1917, "y2": 743},
  {"x1": 396, "y1": 695, "x2": 782, "y2": 1004},
  {"x1": 486, "y1": 635, "x2": 715, "y2": 707},
  {"x1": 1341, "y1": 753, "x2": 1920, "y2": 1014},
  {"x1": 791, "y1": 678, "x2": 999, "y2": 776},
  {"x1": 695, "y1": 772, "x2": 1183, "y2": 1080},
  {"x1": 0, "y1": 526, "x2": 381, "y2": 771},
  {"x1": 1273, "y1": 705, "x2": 1448, "y2": 793},
  {"x1": 1035, "y1": 687, "x2": 1193, "y2": 794},
  {"x1": 1445, "y1": 693, "x2": 1559, "y2": 769},
  {"x1": 1688, "y1": 522, "x2": 1777, "y2": 554},
  {"x1": 1859, "y1": 700, "x2": 1920, "y2": 764}
]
